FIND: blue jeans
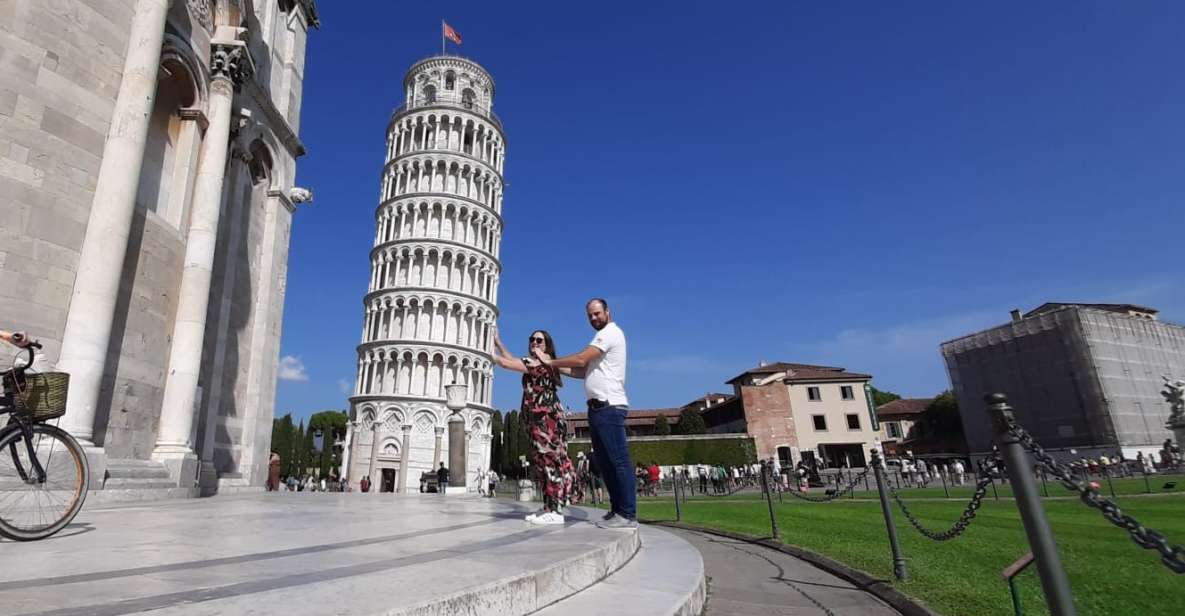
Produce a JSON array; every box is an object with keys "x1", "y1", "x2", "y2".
[{"x1": 588, "y1": 404, "x2": 636, "y2": 519}]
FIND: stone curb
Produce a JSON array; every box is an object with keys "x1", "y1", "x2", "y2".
[{"x1": 644, "y1": 520, "x2": 942, "y2": 616}]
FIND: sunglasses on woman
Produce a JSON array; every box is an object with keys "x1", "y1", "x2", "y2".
[{"x1": 529, "y1": 337, "x2": 545, "y2": 344}]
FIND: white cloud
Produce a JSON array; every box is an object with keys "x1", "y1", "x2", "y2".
[
  {"x1": 277, "y1": 355, "x2": 309, "y2": 382},
  {"x1": 338, "y1": 378, "x2": 353, "y2": 395}
]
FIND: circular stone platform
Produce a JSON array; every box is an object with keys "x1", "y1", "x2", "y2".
[{"x1": 0, "y1": 492, "x2": 702, "y2": 616}]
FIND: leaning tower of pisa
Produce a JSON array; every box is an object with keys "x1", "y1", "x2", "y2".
[{"x1": 346, "y1": 55, "x2": 505, "y2": 493}]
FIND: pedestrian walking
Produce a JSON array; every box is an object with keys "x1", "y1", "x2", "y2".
[{"x1": 436, "y1": 463, "x2": 449, "y2": 494}]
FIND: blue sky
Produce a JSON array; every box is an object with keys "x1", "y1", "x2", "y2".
[{"x1": 275, "y1": 2, "x2": 1185, "y2": 423}]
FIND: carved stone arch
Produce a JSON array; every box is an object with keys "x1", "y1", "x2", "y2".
[
  {"x1": 160, "y1": 33, "x2": 208, "y2": 111},
  {"x1": 378, "y1": 437, "x2": 401, "y2": 458},
  {"x1": 380, "y1": 406, "x2": 405, "y2": 427},
  {"x1": 414, "y1": 410, "x2": 437, "y2": 433},
  {"x1": 359, "y1": 405, "x2": 378, "y2": 424}
]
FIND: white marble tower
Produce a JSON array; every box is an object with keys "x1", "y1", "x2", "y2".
[{"x1": 346, "y1": 55, "x2": 505, "y2": 492}]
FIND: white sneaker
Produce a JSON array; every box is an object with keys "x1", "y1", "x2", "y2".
[{"x1": 530, "y1": 512, "x2": 565, "y2": 525}]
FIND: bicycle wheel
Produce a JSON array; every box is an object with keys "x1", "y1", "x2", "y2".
[{"x1": 0, "y1": 422, "x2": 89, "y2": 541}]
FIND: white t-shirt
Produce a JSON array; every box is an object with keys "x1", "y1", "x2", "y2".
[{"x1": 585, "y1": 321, "x2": 628, "y2": 406}]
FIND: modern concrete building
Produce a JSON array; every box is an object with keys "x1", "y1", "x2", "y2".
[
  {"x1": 345, "y1": 54, "x2": 504, "y2": 492},
  {"x1": 0, "y1": 0, "x2": 317, "y2": 497},
  {"x1": 941, "y1": 303, "x2": 1185, "y2": 459}
]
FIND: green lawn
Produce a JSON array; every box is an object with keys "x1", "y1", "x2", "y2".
[{"x1": 637, "y1": 492, "x2": 1185, "y2": 616}]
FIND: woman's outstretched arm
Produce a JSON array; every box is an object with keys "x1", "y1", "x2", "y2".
[{"x1": 492, "y1": 327, "x2": 530, "y2": 373}]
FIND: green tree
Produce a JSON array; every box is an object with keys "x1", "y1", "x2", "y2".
[
  {"x1": 923, "y1": 390, "x2": 965, "y2": 439},
  {"x1": 309, "y1": 410, "x2": 348, "y2": 477},
  {"x1": 301, "y1": 423, "x2": 316, "y2": 477},
  {"x1": 674, "y1": 407, "x2": 706, "y2": 435},
  {"x1": 869, "y1": 386, "x2": 902, "y2": 408},
  {"x1": 490, "y1": 411, "x2": 505, "y2": 475},
  {"x1": 654, "y1": 412, "x2": 671, "y2": 436},
  {"x1": 271, "y1": 414, "x2": 295, "y2": 476}
]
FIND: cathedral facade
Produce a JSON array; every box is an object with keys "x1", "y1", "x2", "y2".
[{"x1": 0, "y1": 0, "x2": 318, "y2": 496}]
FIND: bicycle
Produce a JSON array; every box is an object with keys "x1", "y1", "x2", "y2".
[{"x1": 0, "y1": 334, "x2": 88, "y2": 541}]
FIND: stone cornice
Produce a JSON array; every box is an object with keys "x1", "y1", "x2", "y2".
[
  {"x1": 242, "y1": 77, "x2": 306, "y2": 158},
  {"x1": 347, "y1": 394, "x2": 496, "y2": 415},
  {"x1": 363, "y1": 286, "x2": 500, "y2": 315},
  {"x1": 370, "y1": 237, "x2": 500, "y2": 267},
  {"x1": 388, "y1": 103, "x2": 507, "y2": 141},
  {"x1": 403, "y1": 55, "x2": 495, "y2": 96},
  {"x1": 385, "y1": 149, "x2": 502, "y2": 183},
  {"x1": 177, "y1": 108, "x2": 209, "y2": 132},
  {"x1": 379, "y1": 193, "x2": 502, "y2": 226},
  {"x1": 363, "y1": 290, "x2": 494, "y2": 317},
  {"x1": 267, "y1": 189, "x2": 295, "y2": 213},
  {"x1": 356, "y1": 340, "x2": 493, "y2": 363}
]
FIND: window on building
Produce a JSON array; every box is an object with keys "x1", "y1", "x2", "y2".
[
  {"x1": 422, "y1": 85, "x2": 437, "y2": 104},
  {"x1": 841, "y1": 385, "x2": 854, "y2": 400},
  {"x1": 808, "y1": 386, "x2": 821, "y2": 401},
  {"x1": 461, "y1": 88, "x2": 476, "y2": 109},
  {"x1": 846, "y1": 414, "x2": 860, "y2": 430},
  {"x1": 445, "y1": 71, "x2": 456, "y2": 91},
  {"x1": 886, "y1": 422, "x2": 902, "y2": 439},
  {"x1": 812, "y1": 415, "x2": 827, "y2": 431}
]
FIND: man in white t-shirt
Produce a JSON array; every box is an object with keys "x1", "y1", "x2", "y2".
[{"x1": 535, "y1": 298, "x2": 636, "y2": 528}]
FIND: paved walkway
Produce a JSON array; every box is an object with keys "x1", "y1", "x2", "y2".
[
  {"x1": 668, "y1": 527, "x2": 901, "y2": 616},
  {"x1": 0, "y1": 493, "x2": 645, "y2": 616}
]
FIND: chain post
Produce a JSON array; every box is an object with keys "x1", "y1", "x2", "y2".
[
  {"x1": 987, "y1": 393, "x2": 1077, "y2": 616},
  {"x1": 872, "y1": 448, "x2": 908, "y2": 580},
  {"x1": 673, "y1": 473, "x2": 682, "y2": 522},
  {"x1": 991, "y1": 474, "x2": 1000, "y2": 500},
  {"x1": 1143, "y1": 468, "x2": 1151, "y2": 494},
  {"x1": 760, "y1": 463, "x2": 780, "y2": 540},
  {"x1": 1041, "y1": 467, "x2": 1049, "y2": 498},
  {"x1": 940, "y1": 466, "x2": 950, "y2": 498}
]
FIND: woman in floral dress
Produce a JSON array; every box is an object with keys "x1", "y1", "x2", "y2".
[{"x1": 493, "y1": 328, "x2": 580, "y2": 525}]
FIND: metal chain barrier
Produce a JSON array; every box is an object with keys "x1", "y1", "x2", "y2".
[
  {"x1": 1005, "y1": 418, "x2": 1185, "y2": 574},
  {"x1": 783, "y1": 468, "x2": 872, "y2": 503},
  {"x1": 889, "y1": 457, "x2": 998, "y2": 541}
]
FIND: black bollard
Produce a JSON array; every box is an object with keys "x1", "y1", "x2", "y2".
[
  {"x1": 674, "y1": 474, "x2": 682, "y2": 522},
  {"x1": 940, "y1": 467, "x2": 950, "y2": 498},
  {"x1": 1143, "y1": 468, "x2": 1152, "y2": 494},
  {"x1": 1041, "y1": 467, "x2": 1049, "y2": 498},
  {"x1": 760, "y1": 465, "x2": 780, "y2": 540},
  {"x1": 986, "y1": 394, "x2": 1077, "y2": 616},
  {"x1": 871, "y1": 448, "x2": 907, "y2": 581}
]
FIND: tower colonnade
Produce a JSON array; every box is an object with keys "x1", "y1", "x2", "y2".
[{"x1": 347, "y1": 54, "x2": 504, "y2": 492}]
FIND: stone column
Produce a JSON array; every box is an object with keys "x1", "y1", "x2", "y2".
[
  {"x1": 341, "y1": 421, "x2": 354, "y2": 480},
  {"x1": 366, "y1": 420, "x2": 381, "y2": 490},
  {"x1": 56, "y1": 0, "x2": 171, "y2": 456},
  {"x1": 154, "y1": 40, "x2": 251, "y2": 485},
  {"x1": 432, "y1": 425, "x2": 445, "y2": 469},
  {"x1": 448, "y1": 413, "x2": 466, "y2": 492},
  {"x1": 397, "y1": 424, "x2": 412, "y2": 493}
]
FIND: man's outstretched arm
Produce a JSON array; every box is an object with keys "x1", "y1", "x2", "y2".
[{"x1": 538, "y1": 345, "x2": 602, "y2": 373}]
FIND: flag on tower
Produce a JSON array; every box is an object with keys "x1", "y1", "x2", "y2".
[{"x1": 443, "y1": 22, "x2": 462, "y2": 45}]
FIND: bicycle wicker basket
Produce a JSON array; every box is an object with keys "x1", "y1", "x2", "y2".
[{"x1": 5, "y1": 371, "x2": 69, "y2": 421}]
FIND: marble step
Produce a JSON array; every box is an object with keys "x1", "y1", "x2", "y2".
[
  {"x1": 102, "y1": 478, "x2": 177, "y2": 490},
  {"x1": 532, "y1": 522, "x2": 707, "y2": 616}
]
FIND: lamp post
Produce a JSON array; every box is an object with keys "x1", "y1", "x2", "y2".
[{"x1": 445, "y1": 383, "x2": 468, "y2": 494}]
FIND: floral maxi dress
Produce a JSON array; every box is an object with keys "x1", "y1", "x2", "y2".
[{"x1": 522, "y1": 363, "x2": 581, "y2": 512}]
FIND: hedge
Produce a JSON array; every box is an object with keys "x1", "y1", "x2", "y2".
[{"x1": 569, "y1": 437, "x2": 756, "y2": 467}]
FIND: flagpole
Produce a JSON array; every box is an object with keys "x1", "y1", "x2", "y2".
[{"x1": 441, "y1": 19, "x2": 445, "y2": 55}]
